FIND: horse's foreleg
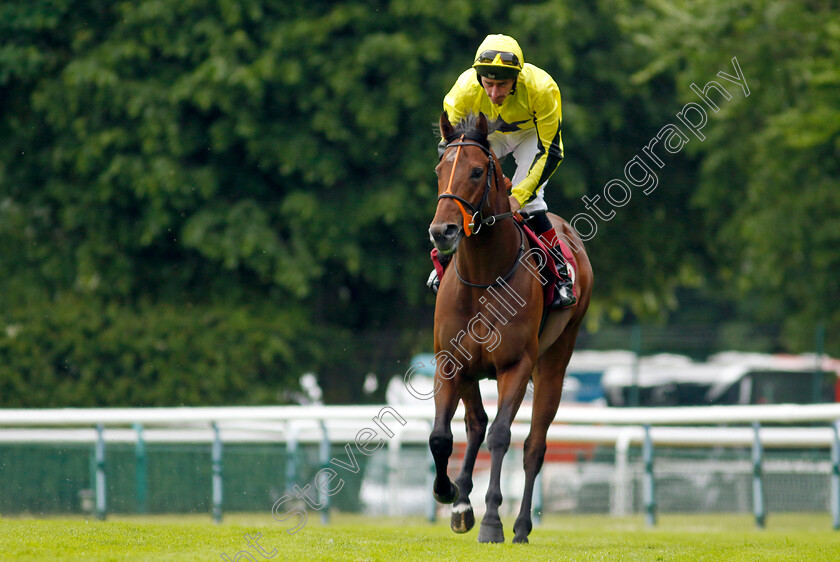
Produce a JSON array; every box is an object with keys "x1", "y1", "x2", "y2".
[
  {"x1": 451, "y1": 379, "x2": 487, "y2": 534},
  {"x1": 429, "y1": 378, "x2": 461, "y2": 505},
  {"x1": 478, "y1": 360, "x2": 532, "y2": 544}
]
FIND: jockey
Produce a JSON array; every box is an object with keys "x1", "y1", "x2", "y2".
[{"x1": 428, "y1": 34, "x2": 576, "y2": 309}]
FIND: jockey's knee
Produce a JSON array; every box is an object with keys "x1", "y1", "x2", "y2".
[{"x1": 525, "y1": 210, "x2": 553, "y2": 237}]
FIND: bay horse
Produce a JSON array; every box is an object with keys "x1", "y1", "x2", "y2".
[{"x1": 427, "y1": 112, "x2": 593, "y2": 543}]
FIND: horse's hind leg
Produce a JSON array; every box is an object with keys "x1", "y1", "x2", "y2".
[
  {"x1": 450, "y1": 379, "x2": 488, "y2": 534},
  {"x1": 512, "y1": 324, "x2": 581, "y2": 544},
  {"x1": 478, "y1": 359, "x2": 532, "y2": 544}
]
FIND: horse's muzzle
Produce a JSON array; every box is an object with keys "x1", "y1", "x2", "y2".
[{"x1": 429, "y1": 223, "x2": 462, "y2": 255}]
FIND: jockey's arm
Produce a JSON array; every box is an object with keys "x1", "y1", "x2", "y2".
[{"x1": 510, "y1": 84, "x2": 564, "y2": 207}]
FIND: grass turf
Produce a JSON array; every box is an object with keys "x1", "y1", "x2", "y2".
[{"x1": 1, "y1": 512, "x2": 839, "y2": 561}]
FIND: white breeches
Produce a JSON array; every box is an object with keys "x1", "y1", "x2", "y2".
[{"x1": 488, "y1": 128, "x2": 548, "y2": 214}]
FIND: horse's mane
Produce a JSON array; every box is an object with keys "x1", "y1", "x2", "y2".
[{"x1": 435, "y1": 113, "x2": 497, "y2": 149}]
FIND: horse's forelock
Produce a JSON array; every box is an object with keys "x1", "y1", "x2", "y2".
[{"x1": 439, "y1": 114, "x2": 495, "y2": 148}]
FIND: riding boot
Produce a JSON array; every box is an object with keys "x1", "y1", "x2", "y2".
[
  {"x1": 427, "y1": 250, "x2": 452, "y2": 294},
  {"x1": 537, "y1": 229, "x2": 577, "y2": 309}
]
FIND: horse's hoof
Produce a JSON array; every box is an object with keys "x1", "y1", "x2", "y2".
[
  {"x1": 477, "y1": 521, "x2": 505, "y2": 543},
  {"x1": 512, "y1": 534, "x2": 529, "y2": 544},
  {"x1": 513, "y1": 519, "x2": 532, "y2": 543},
  {"x1": 433, "y1": 482, "x2": 460, "y2": 504},
  {"x1": 450, "y1": 503, "x2": 475, "y2": 534}
]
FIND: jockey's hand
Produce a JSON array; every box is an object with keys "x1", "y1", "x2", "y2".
[{"x1": 508, "y1": 195, "x2": 521, "y2": 215}]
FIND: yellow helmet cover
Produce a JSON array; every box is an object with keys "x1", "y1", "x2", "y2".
[{"x1": 472, "y1": 34, "x2": 524, "y2": 80}]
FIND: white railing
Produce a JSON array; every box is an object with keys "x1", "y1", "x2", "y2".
[
  {"x1": 1, "y1": 403, "x2": 839, "y2": 527},
  {"x1": 3, "y1": 402, "x2": 840, "y2": 426}
]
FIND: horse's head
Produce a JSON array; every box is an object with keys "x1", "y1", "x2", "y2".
[{"x1": 429, "y1": 112, "x2": 505, "y2": 255}]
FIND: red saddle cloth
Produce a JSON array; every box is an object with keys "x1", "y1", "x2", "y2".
[
  {"x1": 431, "y1": 248, "x2": 447, "y2": 280},
  {"x1": 520, "y1": 224, "x2": 556, "y2": 308},
  {"x1": 430, "y1": 223, "x2": 577, "y2": 309}
]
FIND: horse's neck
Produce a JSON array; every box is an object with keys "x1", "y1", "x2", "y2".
[{"x1": 456, "y1": 218, "x2": 521, "y2": 284}]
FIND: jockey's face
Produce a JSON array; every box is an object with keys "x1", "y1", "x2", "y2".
[{"x1": 480, "y1": 76, "x2": 515, "y2": 105}]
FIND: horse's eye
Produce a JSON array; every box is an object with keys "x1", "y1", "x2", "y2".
[{"x1": 470, "y1": 167, "x2": 484, "y2": 180}]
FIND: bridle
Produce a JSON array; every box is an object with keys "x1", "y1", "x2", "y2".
[
  {"x1": 437, "y1": 136, "x2": 518, "y2": 237},
  {"x1": 437, "y1": 135, "x2": 525, "y2": 289}
]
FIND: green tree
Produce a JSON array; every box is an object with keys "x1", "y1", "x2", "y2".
[
  {"x1": 3, "y1": 1, "x2": 835, "y2": 407},
  {"x1": 619, "y1": 0, "x2": 840, "y2": 353}
]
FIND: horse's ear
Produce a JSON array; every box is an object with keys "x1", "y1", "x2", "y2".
[
  {"x1": 476, "y1": 113, "x2": 489, "y2": 138},
  {"x1": 440, "y1": 111, "x2": 454, "y2": 140}
]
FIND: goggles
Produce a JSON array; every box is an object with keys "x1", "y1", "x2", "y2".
[{"x1": 475, "y1": 50, "x2": 521, "y2": 68}]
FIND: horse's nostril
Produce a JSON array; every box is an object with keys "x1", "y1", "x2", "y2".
[{"x1": 430, "y1": 223, "x2": 459, "y2": 243}]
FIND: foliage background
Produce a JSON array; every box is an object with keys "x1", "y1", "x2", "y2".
[{"x1": 1, "y1": 0, "x2": 837, "y2": 406}]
